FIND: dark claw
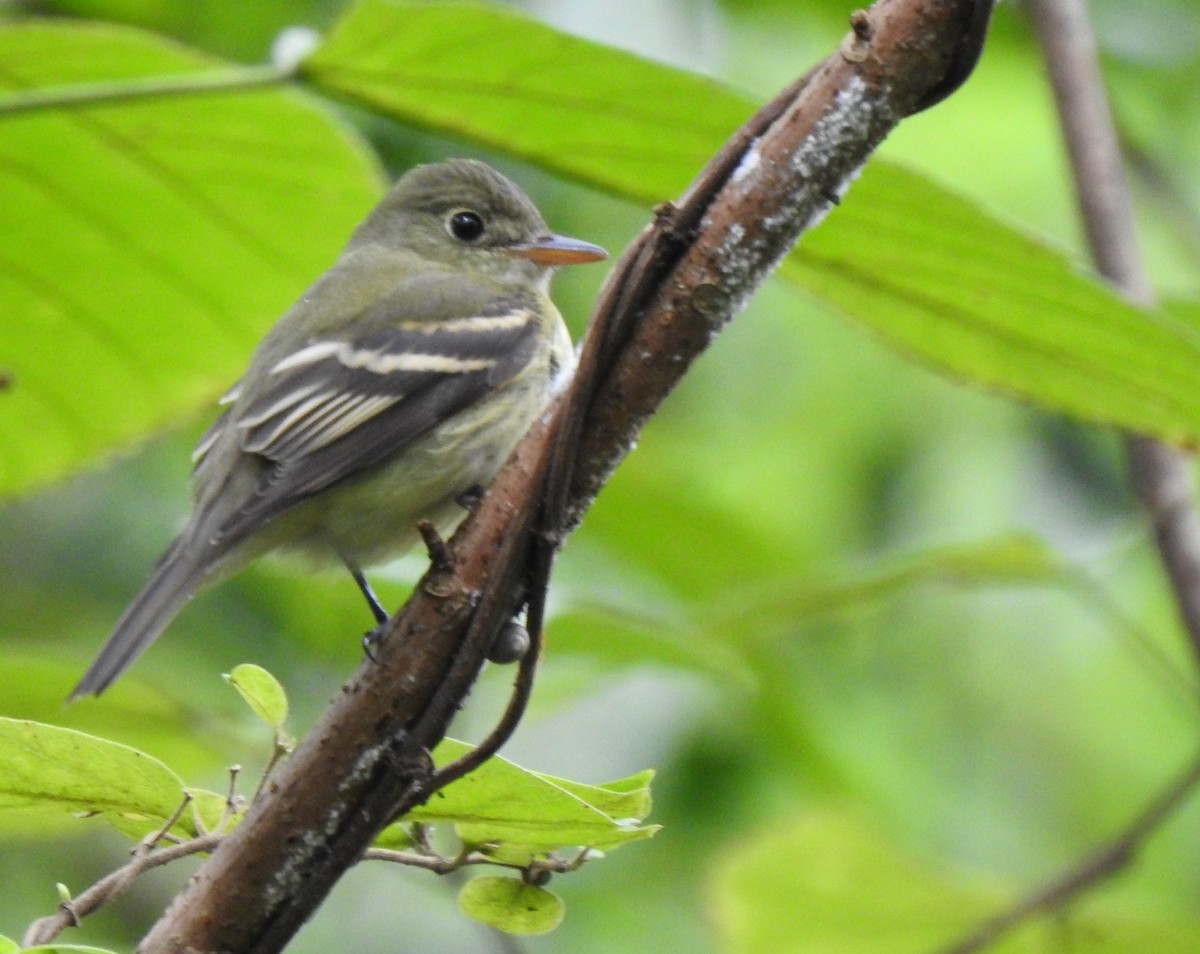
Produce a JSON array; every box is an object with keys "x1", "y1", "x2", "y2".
[{"x1": 362, "y1": 624, "x2": 384, "y2": 663}]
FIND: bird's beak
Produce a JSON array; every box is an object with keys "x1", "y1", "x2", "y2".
[{"x1": 508, "y1": 232, "x2": 607, "y2": 266}]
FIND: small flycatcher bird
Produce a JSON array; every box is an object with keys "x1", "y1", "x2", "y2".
[{"x1": 72, "y1": 159, "x2": 606, "y2": 698}]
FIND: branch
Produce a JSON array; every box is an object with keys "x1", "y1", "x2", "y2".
[
  {"x1": 138, "y1": 3, "x2": 989, "y2": 951},
  {"x1": 1028, "y1": 0, "x2": 1200, "y2": 665},
  {"x1": 940, "y1": 0, "x2": 1200, "y2": 948},
  {"x1": 939, "y1": 750, "x2": 1200, "y2": 954}
]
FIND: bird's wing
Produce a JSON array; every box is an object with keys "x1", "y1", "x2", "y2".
[{"x1": 207, "y1": 291, "x2": 543, "y2": 548}]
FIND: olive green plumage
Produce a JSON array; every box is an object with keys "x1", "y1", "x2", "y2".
[{"x1": 72, "y1": 159, "x2": 605, "y2": 698}]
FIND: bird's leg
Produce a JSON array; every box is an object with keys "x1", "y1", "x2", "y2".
[
  {"x1": 350, "y1": 565, "x2": 389, "y2": 624},
  {"x1": 345, "y1": 561, "x2": 389, "y2": 661}
]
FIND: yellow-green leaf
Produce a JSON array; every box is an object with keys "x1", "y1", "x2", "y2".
[
  {"x1": 225, "y1": 663, "x2": 288, "y2": 731},
  {"x1": 458, "y1": 876, "x2": 564, "y2": 936},
  {"x1": 0, "y1": 717, "x2": 210, "y2": 839},
  {"x1": 0, "y1": 20, "x2": 383, "y2": 498}
]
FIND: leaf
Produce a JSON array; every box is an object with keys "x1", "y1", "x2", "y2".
[
  {"x1": 548, "y1": 542, "x2": 758, "y2": 686},
  {"x1": 369, "y1": 821, "x2": 414, "y2": 851},
  {"x1": 706, "y1": 533, "x2": 1067, "y2": 643},
  {"x1": 9, "y1": 5, "x2": 1197, "y2": 506},
  {"x1": 1165, "y1": 297, "x2": 1200, "y2": 331},
  {"x1": 457, "y1": 876, "x2": 565, "y2": 936},
  {"x1": 711, "y1": 809, "x2": 1008, "y2": 953},
  {"x1": 21, "y1": 946, "x2": 125, "y2": 954},
  {"x1": 710, "y1": 807, "x2": 1200, "y2": 954},
  {"x1": 0, "y1": 20, "x2": 383, "y2": 498},
  {"x1": 0, "y1": 717, "x2": 213, "y2": 839},
  {"x1": 302, "y1": 0, "x2": 748, "y2": 201},
  {"x1": 790, "y1": 162, "x2": 1200, "y2": 445},
  {"x1": 225, "y1": 663, "x2": 288, "y2": 732},
  {"x1": 303, "y1": 3, "x2": 1200, "y2": 447},
  {"x1": 0, "y1": 652, "x2": 225, "y2": 786},
  {"x1": 0, "y1": 936, "x2": 17, "y2": 954},
  {"x1": 400, "y1": 739, "x2": 656, "y2": 855}
]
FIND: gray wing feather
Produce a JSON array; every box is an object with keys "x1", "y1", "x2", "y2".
[{"x1": 211, "y1": 303, "x2": 541, "y2": 550}]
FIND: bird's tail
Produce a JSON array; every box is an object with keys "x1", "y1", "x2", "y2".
[{"x1": 70, "y1": 537, "x2": 208, "y2": 699}]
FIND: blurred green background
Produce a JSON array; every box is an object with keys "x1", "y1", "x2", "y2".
[{"x1": 3, "y1": 0, "x2": 1200, "y2": 951}]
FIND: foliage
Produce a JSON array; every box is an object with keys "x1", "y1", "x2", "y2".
[
  {"x1": 0, "y1": 669, "x2": 654, "y2": 942},
  {"x1": 2, "y1": 0, "x2": 1200, "y2": 951}
]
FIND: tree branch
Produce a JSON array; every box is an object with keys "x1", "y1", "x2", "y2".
[
  {"x1": 940, "y1": 0, "x2": 1200, "y2": 948},
  {"x1": 1029, "y1": 0, "x2": 1200, "y2": 665},
  {"x1": 137, "y1": 2, "x2": 989, "y2": 951}
]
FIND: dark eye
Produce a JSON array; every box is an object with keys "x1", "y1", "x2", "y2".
[{"x1": 448, "y1": 210, "x2": 485, "y2": 243}]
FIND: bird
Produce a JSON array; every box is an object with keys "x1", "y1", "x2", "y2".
[{"x1": 71, "y1": 158, "x2": 606, "y2": 698}]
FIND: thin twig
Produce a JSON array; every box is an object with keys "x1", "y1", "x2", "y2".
[
  {"x1": 424, "y1": 64, "x2": 831, "y2": 794},
  {"x1": 939, "y1": 750, "x2": 1200, "y2": 954},
  {"x1": 426, "y1": 618, "x2": 542, "y2": 794},
  {"x1": 362, "y1": 845, "x2": 590, "y2": 877},
  {"x1": 22, "y1": 828, "x2": 224, "y2": 946}
]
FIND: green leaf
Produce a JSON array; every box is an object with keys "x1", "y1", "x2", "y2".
[
  {"x1": 707, "y1": 533, "x2": 1066, "y2": 643},
  {"x1": 0, "y1": 20, "x2": 383, "y2": 498},
  {"x1": 184, "y1": 786, "x2": 237, "y2": 835},
  {"x1": 1165, "y1": 297, "x2": 1200, "y2": 332},
  {"x1": 0, "y1": 652, "x2": 226, "y2": 787},
  {"x1": 549, "y1": 584, "x2": 757, "y2": 689},
  {"x1": 0, "y1": 935, "x2": 18, "y2": 954},
  {"x1": 0, "y1": 717, "x2": 209, "y2": 839},
  {"x1": 711, "y1": 808, "x2": 1005, "y2": 953},
  {"x1": 457, "y1": 876, "x2": 565, "y2": 936},
  {"x1": 790, "y1": 162, "x2": 1200, "y2": 444},
  {"x1": 369, "y1": 821, "x2": 415, "y2": 851},
  {"x1": 400, "y1": 739, "x2": 656, "y2": 854},
  {"x1": 302, "y1": 0, "x2": 749, "y2": 200},
  {"x1": 308, "y1": 3, "x2": 1200, "y2": 446},
  {"x1": 22, "y1": 946, "x2": 125, "y2": 954},
  {"x1": 225, "y1": 663, "x2": 288, "y2": 732},
  {"x1": 710, "y1": 808, "x2": 1200, "y2": 954}
]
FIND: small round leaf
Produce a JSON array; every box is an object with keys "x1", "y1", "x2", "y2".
[{"x1": 457, "y1": 876, "x2": 564, "y2": 936}]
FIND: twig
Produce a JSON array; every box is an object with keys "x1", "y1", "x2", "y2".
[
  {"x1": 426, "y1": 56, "x2": 836, "y2": 798},
  {"x1": 362, "y1": 844, "x2": 591, "y2": 877},
  {"x1": 22, "y1": 817, "x2": 222, "y2": 946},
  {"x1": 425, "y1": 616, "x2": 542, "y2": 795},
  {"x1": 939, "y1": 749, "x2": 1200, "y2": 954},
  {"x1": 937, "y1": 0, "x2": 1200, "y2": 948}
]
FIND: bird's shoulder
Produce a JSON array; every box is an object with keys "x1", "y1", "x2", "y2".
[{"x1": 288, "y1": 244, "x2": 541, "y2": 338}]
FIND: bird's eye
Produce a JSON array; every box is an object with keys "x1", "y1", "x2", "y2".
[{"x1": 447, "y1": 210, "x2": 486, "y2": 243}]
